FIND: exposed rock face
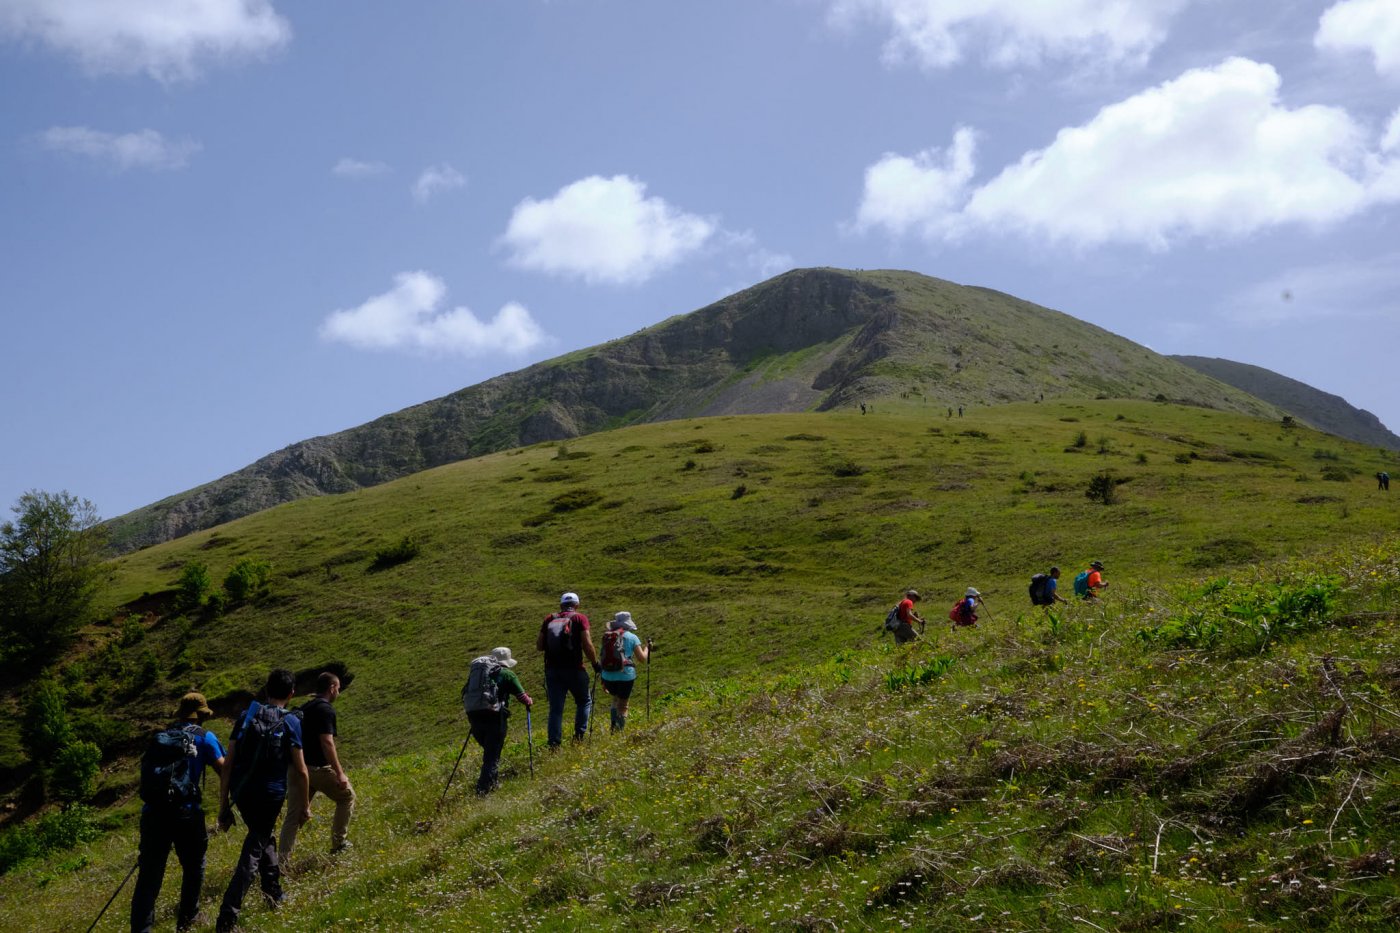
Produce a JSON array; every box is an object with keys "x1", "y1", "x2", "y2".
[
  {"x1": 108, "y1": 268, "x2": 1282, "y2": 551},
  {"x1": 1172, "y1": 356, "x2": 1400, "y2": 450}
]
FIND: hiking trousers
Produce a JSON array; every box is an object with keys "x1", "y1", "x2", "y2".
[
  {"x1": 216, "y1": 797, "x2": 285, "y2": 932},
  {"x1": 467, "y1": 708, "x2": 510, "y2": 794},
  {"x1": 130, "y1": 806, "x2": 207, "y2": 933},
  {"x1": 278, "y1": 765, "x2": 355, "y2": 860},
  {"x1": 544, "y1": 667, "x2": 592, "y2": 746}
]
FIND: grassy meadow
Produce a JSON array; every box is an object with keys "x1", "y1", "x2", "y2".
[{"x1": 2, "y1": 399, "x2": 1399, "y2": 930}]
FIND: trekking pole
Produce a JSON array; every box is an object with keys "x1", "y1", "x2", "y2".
[
  {"x1": 85, "y1": 858, "x2": 138, "y2": 933},
  {"x1": 437, "y1": 736, "x2": 470, "y2": 812},
  {"x1": 646, "y1": 654, "x2": 651, "y2": 725},
  {"x1": 526, "y1": 706, "x2": 535, "y2": 778}
]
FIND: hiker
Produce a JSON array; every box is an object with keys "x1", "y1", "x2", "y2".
[
  {"x1": 860, "y1": 402, "x2": 867, "y2": 415},
  {"x1": 278, "y1": 672, "x2": 354, "y2": 863},
  {"x1": 537, "y1": 591, "x2": 601, "y2": 746},
  {"x1": 1379, "y1": 471, "x2": 1391, "y2": 491},
  {"x1": 599, "y1": 612, "x2": 651, "y2": 731},
  {"x1": 215, "y1": 669, "x2": 308, "y2": 933},
  {"x1": 949, "y1": 587, "x2": 984, "y2": 627},
  {"x1": 462, "y1": 647, "x2": 533, "y2": 795},
  {"x1": 1029, "y1": 567, "x2": 1069, "y2": 607},
  {"x1": 1073, "y1": 561, "x2": 1109, "y2": 600},
  {"x1": 892, "y1": 589, "x2": 925, "y2": 644},
  {"x1": 130, "y1": 692, "x2": 226, "y2": 933}
]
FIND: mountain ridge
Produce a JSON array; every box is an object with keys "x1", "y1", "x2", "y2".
[{"x1": 107, "y1": 268, "x2": 1281, "y2": 551}]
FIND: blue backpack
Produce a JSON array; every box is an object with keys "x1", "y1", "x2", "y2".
[{"x1": 1073, "y1": 571, "x2": 1091, "y2": 598}]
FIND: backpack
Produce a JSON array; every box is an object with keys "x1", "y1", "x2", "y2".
[
  {"x1": 139, "y1": 724, "x2": 204, "y2": 807},
  {"x1": 1029, "y1": 574, "x2": 1052, "y2": 606},
  {"x1": 462, "y1": 657, "x2": 503, "y2": 714},
  {"x1": 1073, "y1": 571, "x2": 1091, "y2": 598},
  {"x1": 601, "y1": 630, "x2": 632, "y2": 673},
  {"x1": 542, "y1": 611, "x2": 583, "y2": 666},
  {"x1": 228, "y1": 702, "x2": 292, "y2": 803},
  {"x1": 883, "y1": 605, "x2": 902, "y2": 632},
  {"x1": 949, "y1": 600, "x2": 976, "y2": 627}
]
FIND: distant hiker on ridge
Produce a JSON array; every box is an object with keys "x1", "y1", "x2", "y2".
[
  {"x1": 537, "y1": 592, "x2": 600, "y2": 747},
  {"x1": 1073, "y1": 561, "x2": 1109, "y2": 600},
  {"x1": 1028, "y1": 567, "x2": 1069, "y2": 607},
  {"x1": 1378, "y1": 471, "x2": 1390, "y2": 491},
  {"x1": 216, "y1": 669, "x2": 308, "y2": 933},
  {"x1": 131, "y1": 692, "x2": 226, "y2": 933},
  {"x1": 599, "y1": 612, "x2": 650, "y2": 731},
  {"x1": 892, "y1": 589, "x2": 925, "y2": 644},
  {"x1": 278, "y1": 671, "x2": 354, "y2": 863},
  {"x1": 462, "y1": 647, "x2": 532, "y2": 795}
]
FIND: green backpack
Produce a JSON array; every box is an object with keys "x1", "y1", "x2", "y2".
[{"x1": 1072, "y1": 571, "x2": 1091, "y2": 598}]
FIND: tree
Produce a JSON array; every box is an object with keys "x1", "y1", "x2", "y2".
[
  {"x1": 0, "y1": 490, "x2": 108, "y2": 667},
  {"x1": 20, "y1": 680, "x2": 72, "y2": 766}
]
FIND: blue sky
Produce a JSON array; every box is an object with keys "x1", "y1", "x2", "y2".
[{"x1": 2, "y1": 0, "x2": 1398, "y2": 521}]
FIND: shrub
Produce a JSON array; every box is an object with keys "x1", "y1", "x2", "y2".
[
  {"x1": 21, "y1": 680, "x2": 72, "y2": 766},
  {"x1": 548, "y1": 489, "x2": 603, "y2": 513},
  {"x1": 1138, "y1": 574, "x2": 1341, "y2": 655},
  {"x1": 1072, "y1": 431, "x2": 1088, "y2": 448},
  {"x1": 223, "y1": 557, "x2": 271, "y2": 603},
  {"x1": 731, "y1": 484, "x2": 748, "y2": 500},
  {"x1": 1086, "y1": 472, "x2": 1117, "y2": 505},
  {"x1": 1136, "y1": 453, "x2": 1148, "y2": 464},
  {"x1": 176, "y1": 560, "x2": 212, "y2": 612},
  {"x1": 48, "y1": 741, "x2": 101, "y2": 803},
  {"x1": 1175, "y1": 453, "x2": 1193, "y2": 464},
  {"x1": 369, "y1": 536, "x2": 421, "y2": 571},
  {"x1": 829, "y1": 459, "x2": 866, "y2": 477},
  {"x1": 0, "y1": 806, "x2": 97, "y2": 875},
  {"x1": 117, "y1": 615, "x2": 145, "y2": 647},
  {"x1": 1320, "y1": 465, "x2": 1352, "y2": 482},
  {"x1": 680, "y1": 459, "x2": 696, "y2": 472}
]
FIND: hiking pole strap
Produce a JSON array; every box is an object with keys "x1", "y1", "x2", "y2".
[{"x1": 86, "y1": 858, "x2": 139, "y2": 933}]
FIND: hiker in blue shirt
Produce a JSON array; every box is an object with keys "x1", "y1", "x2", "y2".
[
  {"x1": 215, "y1": 669, "x2": 308, "y2": 933},
  {"x1": 130, "y1": 692, "x2": 225, "y2": 933},
  {"x1": 599, "y1": 612, "x2": 650, "y2": 732}
]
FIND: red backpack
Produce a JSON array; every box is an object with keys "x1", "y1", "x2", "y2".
[
  {"x1": 948, "y1": 600, "x2": 977, "y2": 627},
  {"x1": 600, "y1": 629, "x2": 632, "y2": 673}
]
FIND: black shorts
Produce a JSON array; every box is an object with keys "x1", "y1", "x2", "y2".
[{"x1": 602, "y1": 678, "x2": 635, "y2": 700}]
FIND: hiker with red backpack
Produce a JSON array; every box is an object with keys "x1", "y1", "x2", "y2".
[
  {"x1": 130, "y1": 692, "x2": 226, "y2": 933},
  {"x1": 949, "y1": 587, "x2": 986, "y2": 628},
  {"x1": 536, "y1": 592, "x2": 601, "y2": 747},
  {"x1": 462, "y1": 647, "x2": 533, "y2": 795},
  {"x1": 599, "y1": 612, "x2": 651, "y2": 732}
]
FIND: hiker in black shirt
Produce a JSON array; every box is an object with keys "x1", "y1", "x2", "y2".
[{"x1": 278, "y1": 672, "x2": 355, "y2": 861}]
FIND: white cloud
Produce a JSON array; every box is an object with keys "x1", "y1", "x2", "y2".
[
  {"x1": 411, "y1": 163, "x2": 465, "y2": 203},
  {"x1": 0, "y1": 0, "x2": 290, "y2": 80},
  {"x1": 500, "y1": 175, "x2": 717, "y2": 285},
  {"x1": 855, "y1": 58, "x2": 1400, "y2": 248},
  {"x1": 1384, "y1": 108, "x2": 1400, "y2": 152},
  {"x1": 854, "y1": 127, "x2": 977, "y2": 237},
  {"x1": 332, "y1": 158, "x2": 389, "y2": 178},
  {"x1": 829, "y1": 0, "x2": 1186, "y2": 70},
  {"x1": 39, "y1": 126, "x2": 200, "y2": 170},
  {"x1": 1316, "y1": 0, "x2": 1400, "y2": 78},
  {"x1": 319, "y1": 272, "x2": 547, "y2": 357}
]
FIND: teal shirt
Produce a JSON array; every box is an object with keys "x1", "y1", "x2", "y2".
[{"x1": 600, "y1": 631, "x2": 641, "y2": 682}]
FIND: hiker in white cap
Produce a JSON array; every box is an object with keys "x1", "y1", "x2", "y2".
[
  {"x1": 950, "y1": 587, "x2": 985, "y2": 628},
  {"x1": 599, "y1": 612, "x2": 651, "y2": 732},
  {"x1": 536, "y1": 591, "x2": 600, "y2": 746},
  {"x1": 462, "y1": 646, "x2": 533, "y2": 795}
]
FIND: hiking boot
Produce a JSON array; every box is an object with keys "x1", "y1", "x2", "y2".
[
  {"x1": 330, "y1": 840, "x2": 353, "y2": 854},
  {"x1": 262, "y1": 891, "x2": 286, "y2": 911}
]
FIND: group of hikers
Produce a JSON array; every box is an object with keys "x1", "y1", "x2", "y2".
[
  {"x1": 129, "y1": 592, "x2": 649, "y2": 932},
  {"x1": 1378, "y1": 471, "x2": 1391, "y2": 491},
  {"x1": 885, "y1": 561, "x2": 1109, "y2": 644}
]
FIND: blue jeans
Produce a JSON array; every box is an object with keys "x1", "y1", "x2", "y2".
[{"x1": 544, "y1": 667, "x2": 592, "y2": 746}]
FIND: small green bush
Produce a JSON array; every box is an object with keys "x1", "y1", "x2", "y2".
[
  {"x1": 176, "y1": 560, "x2": 212, "y2": 612},
  {"x1": 117, "y1": 615, "x2": 145, "y2": 647},
  {"x1": 1086, "y1": 472, "x2": 1117, "y2": 505},
  {"x1": 369, "y1": 536, "x2": 421, "y2": 571},
  {"x1": 21, "y1": 681, "x2": 72, "y2": 766},
  {"x1": 548, "y1": 489, "x2": 603, "y2": 513},
  {"x1": 829, "y1": 459, "x2": 865, "y2": 477},
  {"x1": 1072, "y1": 431, "x2": 1088, "y2": 448},
  {"x1": 223, "y1": 557, "x2": 271, "y2": 603},
  {"x1": 0, "y1": 806, "x2": 97, "y2": 875},
  {"x1": 48, "y1": 741, "x2": 101, "y2": 803},
  {"x1": 885, "y1": 656, "x2": 957, "y2": 692},
  {"x1": 1137, "y1": 573, "x2": 1341, "y2": 654},
  {"x1": 731, "y1": 485, "x2": 748, "y2": 500},
  {"x1": 1319, "y1": 465, "x2": 1352, "y2": 482}
]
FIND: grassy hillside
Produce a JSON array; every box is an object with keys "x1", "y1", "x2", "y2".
[
  {"x1": 3, "y1": 400, "x2": 1399, "y2": 929},
  {"x1": 106, "y1": 268, "x2": 1283, "y2": 551},
  {"x1": 1173, "y1": 355, "x2": 1400, "y2": 451}
]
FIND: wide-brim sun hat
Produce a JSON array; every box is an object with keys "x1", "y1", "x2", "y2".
[
  {"x1": 560, "y1": 591, "x2": 579, "y2": 606},
  {"x1": 490, "y1": 646, "x2": 518, "y2": 668},
  {"x1": 610, "y1": 611, "x2": 637, "y2": 632},
  {"x1": 176, "y1": 691, "x2": 213, "y2": 720},
  {"x1": 966, "y1": 587, "x2": 981, "y2": 597}
]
